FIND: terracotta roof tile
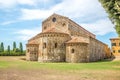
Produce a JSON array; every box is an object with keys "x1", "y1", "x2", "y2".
[
  {"x1": 66, "y1": 37, "x2": 89, "y2": 44},
  {"x1": 29, "y1": 28, "x2": 69, "y2": 41},
  {"x1": 42, "y1": 28, "x2": 68, "y2": 34}
]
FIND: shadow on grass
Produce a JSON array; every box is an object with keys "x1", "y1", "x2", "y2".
[
  {"x1": 90, "y1": 56, "x2": 116, "y2": 63},
  {"x1": 20, "y1": 58, "x2": 26, "y2": 61}
]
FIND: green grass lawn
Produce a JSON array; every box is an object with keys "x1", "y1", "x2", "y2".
[
  {"x1": 0, "y1": 56, "x2": 120, "y2": 80},
  {"x1": 0, "y1": 57, "x2": 120, "y2": 70}
]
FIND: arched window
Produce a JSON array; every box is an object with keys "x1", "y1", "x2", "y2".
[
  {"x1": 43, "y1": 43, "x2": 46, "y2": 49},
  {"x1": 55, "y1": 43, "x2": 57, "y2": 48},
  {"x1": 52, "y1": 17, "x2": 56, "y2": 22},
  {"x1": 71, "y1": 48, "x2": 75, "y2": 53}
]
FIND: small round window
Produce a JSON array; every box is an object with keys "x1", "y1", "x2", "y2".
[{"x1": 52, "y1": 17, "x2": 56, "y2": 22}]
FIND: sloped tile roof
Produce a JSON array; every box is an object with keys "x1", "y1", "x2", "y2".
[
  {"x1": 66, "y1": 37, "x2": 89, "y2": 44},
  {"x1": 28, "y1": 28, "x2": 69, "y2": 41},
  {"x1": 42, "y1": 28, "x2": 68, "y2": 34}
]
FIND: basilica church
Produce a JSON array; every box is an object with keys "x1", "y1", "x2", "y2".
[{"x1": 26, "y1": 13, "x2": 111, "y2": 63}]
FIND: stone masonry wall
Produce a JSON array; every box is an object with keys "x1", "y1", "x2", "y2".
[
  {"x1": 38, "y1": 33, "x2": 71, "y2": 62},
  {"x1": 68, "y1": 19, "x2": 95, "y2": 38},
  {"x1": 66, "y1": 43, "x2": 89, "y2": 63},
  {"x1": 26, "y1": 14, "x2": 111, "y2": 63},
  {"x1": 88, "y1": 37, "x2": 108, "y2": 61},
  {"x1": 26, "y1": 44, "x2": 39, "y2": 61},
  {"x1": 42, "y1": 14, "x2": 95, "y2": 39},
  {"x1": 42, "y1": 14, "x2": 68, "y2": 33}
]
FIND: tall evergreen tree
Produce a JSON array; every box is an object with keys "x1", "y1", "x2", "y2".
[
  {"x1": 99, "y1": 0, "x2": 120, "y2": 37},
  {"x1": 7, "y1": 45, "x2": 10, "y2": 54},
  {"x1": 1, "y1": 42, "x2": 4, "y2": 52},
  {"x1": 19, "y1": 42, "x2": 23, "y2": 53},
  {"x1": 13, "y1": 41, "x2": 16, "y2": 51},
  {"x1": 0, "y1": 42, "x2": 1, "y2": 52}
]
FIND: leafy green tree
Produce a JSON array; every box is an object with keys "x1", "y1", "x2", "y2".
[
  {"x1": 14, "y1": 48, "x2": 20, "y2": 52},
  {"x1": 19, "y1": 42, "x2": 23, "y2": 53},
  {"x1": 7, "y1": 45, "x2": 10, "y2": 54},
  {"x1": 99, "y1": 0, "x2": 120, "y2": 37},
  {"x1": 13, "y1": 41, "x2": 16, "y2": 51}
]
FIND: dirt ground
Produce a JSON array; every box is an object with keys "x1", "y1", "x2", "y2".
[
  {"x1": 0, "y1": 56, "x2": 25, "y2": 61},
  {"x1": 0, "y1": 56, "x2": 120, "y2": 80},
  {"x1": 0, "y1": 68, "x2": 120, "y2": 80}
]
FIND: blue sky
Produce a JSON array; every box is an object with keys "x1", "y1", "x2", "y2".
[{"x1": 0, "y1": 0, "x2": 118, "y2": 49}]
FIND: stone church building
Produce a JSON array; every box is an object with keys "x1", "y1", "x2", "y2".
[{"x1": 26, "y1": 13, "x2": 111, "y2": 63}]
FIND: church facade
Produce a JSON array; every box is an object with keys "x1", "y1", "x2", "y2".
[{"x1": 26, "y1": 14, "x2": 111, "y2": 63}]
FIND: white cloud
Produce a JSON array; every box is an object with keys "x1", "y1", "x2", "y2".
[
  {"x1": 15, "y1": 27, "x2": 41, "y2": 41},
  {"x1": 0, "y1": 0, "x2": 16, "y2": 8},
  {"x1": 81, "y1": 19, "x2": 115, "y2": 35},
  {"x1": 0, "y1": 0, "x2": 115, "y2": 36},
  {"x1": 0, "y1": 0, "x2": 52, "y2": 8},
  {"x1": 18, "y1": 0, "x2": 114, "y2": 35},
  {"x1": 17, "y1": 0, "x2": 36, "y2": 6},
  {"x1": 19, "y1": 9, "x2": 53, "y2": 20},
  {"x1": 19, "y1": 0, "x2": 107, "y2": 20}
]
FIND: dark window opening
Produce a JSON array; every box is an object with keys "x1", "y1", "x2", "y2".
[
  {"x1": 118, "y1": 50, "x2": 120, "y2": 53},
  {"x1": 27, "y1": 49, "x2": 29, "y2": 52},
  {"x1": 62, "y1": 23, "x2": 66, "y2": 26},
  {"x1": 55, "y1": 43, "x2": 57, "y2": 48},
  {"x1": 112, "y1": 43, "x2": 116, "y2": 46},
  {"x1": 71, "y1": 49, "x2": 75, "y2": 53},
  {"x1": 119, "y1": 43, "x2": 120, "y2": 46},
  {"x1": 113, "y1": 50, "x2": 115, "y2": 53},
  {"x1": 44, "y1": 26, "x2": 47, "y2": 30},
  {"x1": 52, "y1": 17, "x2": 56, "y2": 22},
  {"x1": 43, "y1": 43, "x2": 46, "y2": 49}
]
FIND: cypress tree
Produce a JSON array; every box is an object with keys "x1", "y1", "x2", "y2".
[
  {"x1": 19, "y1": 42, "x2": 23, "y2": 53},
  {"x1": 7, "y1": 45, "x2": 10, "y2": 54},
  {"x1": 0, "y1": 42, "x2": 1, "y2": 52},
  {"x1": 13, "y1": 41, "x2": 16, "y2": 51},
  {"x1": 1, "y1": 42, "x2": 4, "y2": 52}
]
